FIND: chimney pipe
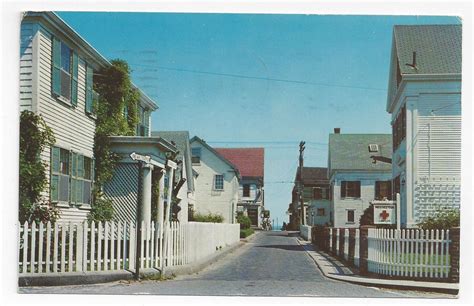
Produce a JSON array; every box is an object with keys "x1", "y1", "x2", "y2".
[{"x1": 334, "y1": 128, "x2": 341, "y2": 134}]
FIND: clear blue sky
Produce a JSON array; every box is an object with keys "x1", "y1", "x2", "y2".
[{"x1": 57, "y1": 12, "x2": 459, "y2": 227}]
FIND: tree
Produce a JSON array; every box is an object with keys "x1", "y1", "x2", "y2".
[
  {"x1": 89, "y1": 59, "x2": 141, "y2": 222},
  {"x1": 19, "y1": 110, "x2": 58, "y2": 223}
]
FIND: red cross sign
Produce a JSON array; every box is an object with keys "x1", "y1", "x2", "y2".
[{"x1": 380, "y1": 210, "x2": 390, "y2": 221}]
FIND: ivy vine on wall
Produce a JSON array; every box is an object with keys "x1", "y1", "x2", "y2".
[
  {"x1": 19, "y1": 110, "x2": 58, "y2": 223},
  {"x1": 89, "y1": 59, "x2": 140, "y2": 221}
]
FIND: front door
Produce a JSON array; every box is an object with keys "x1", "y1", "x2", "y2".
[{"x1": 247, "y1": 207, "x2": 258, "y2": 226}]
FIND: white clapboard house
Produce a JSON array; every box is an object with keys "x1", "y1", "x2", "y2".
[
  {"x1": 386, "y1": 25, "x2": 461, "y2": 227},
  {"x1": 20, "y1": 12, "x2": 156, "y2": 222}
]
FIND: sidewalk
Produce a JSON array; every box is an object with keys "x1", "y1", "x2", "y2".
[{"x1": 297, "y1": 238, "x2": 459, "y2": 294}]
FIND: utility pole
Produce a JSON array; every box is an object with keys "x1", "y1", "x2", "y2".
[{"x1": 299, "y1": 141, "x2": 306, "y2": 225}]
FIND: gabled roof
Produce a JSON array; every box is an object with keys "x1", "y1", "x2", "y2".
[
  {"x1": 190, "y1": 136, "x2": 240, "y2": 179},
  {"x1": 328, "y1": 133, "x2": 392, "y2": 177},
  {"x1": 214, "y1": 148, "x2": 264, "y2": 179},
  {"x1": 152, "y1": 131, "x2": 194, "y2": 191},
  {"x1": 393, "y1": 25, "x2": 461, "y2": 76},
  {"x1": 295, "y1": 167, "x2": 328, "y2": 185}
]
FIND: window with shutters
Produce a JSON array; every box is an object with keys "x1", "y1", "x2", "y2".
[
  {"x1": 52, "y1": 38, "x2": 79, "y2": 105},
  {"x1": 214, "y1": 174, "x2": 224, "y2": 190},
  {"x1": 50, "y1": 147, "x2": 70, "y2": 203},
  {"x1": 375, "y1": 181, "x2": 392, "y2": 200},
  {"x1": 50, "y1": 146, "x2": 94, "y2": 206},
  {"x1": 340, "y1": 181, "x2": 361, "y2": 198},
  {"x1": 313, "y1": 185, "x2": 329, "y2": 200}
]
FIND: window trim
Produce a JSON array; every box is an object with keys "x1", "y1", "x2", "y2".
[
  {"x1": 346, "y1": 209, "x2": 356, "y2": 224},
  {"x1": 213, "y1": 174, "x2": 224, "y2": 191},
  {"x1": 52, "y1": 37, "x2": 79, "y2": 106},
  {"x1": 340, "y1": 181, "x2": 361, "y2": 199}
]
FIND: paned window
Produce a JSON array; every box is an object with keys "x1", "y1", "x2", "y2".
[
  {"x1": 340, "y1": 181, "x2": 361, "y2": 198},
  {"x1": 214, "y1": 174, "x2": 224, "y2": 190}
]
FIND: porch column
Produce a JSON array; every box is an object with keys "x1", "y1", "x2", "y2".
[
  {"x1": 158, "y1": 168, "x2": 165, "y2": 271},
  {"x1": 139, "y1": 163, "x2": 153, "y2": 225}
]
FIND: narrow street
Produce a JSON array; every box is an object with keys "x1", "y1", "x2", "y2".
[{"x1": 19, "y1": 231, "x2": 452, "y2": 297}]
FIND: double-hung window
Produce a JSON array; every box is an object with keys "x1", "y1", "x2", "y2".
[
  {"x1": 340, "y1": 181, "x2": 361, "y2": 198},
  {"x1": 214, "y1": 174, "x2": 224, "y2": 190},
  {"x1": 51, "y1": 146, "x2": 94, "y2": 206},
  {"x1": 52, "y1": 38, "x2": 79, "y2": 106},
  {"x1": 136, "y1": 106, "x2": 150, "y2": 136},
  {"x1": 347, "y1": 210, "x2": 355, "y2": 223}
]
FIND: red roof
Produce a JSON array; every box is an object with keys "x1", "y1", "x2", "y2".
[{"x1": 215, "y1": 148, "x2": 264, "y2": 179}]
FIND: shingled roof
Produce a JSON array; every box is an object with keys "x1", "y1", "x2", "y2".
[
  {"x1": 295, "y1": 167, "x2": 328, "y2": 185},
  {"x1": 328, "y1": 134, "x2": 392, "y2": 177},
  {"x1": 214, "y1": 148, "x2": 264, "y2": 179},
  {"x1": 393, "y1": 25, "x2": 461, "y2": 76}
]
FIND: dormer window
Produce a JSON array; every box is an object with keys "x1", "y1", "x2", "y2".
[{"x1": 368, "y1": 144, "x2": 379, "y2": 153}]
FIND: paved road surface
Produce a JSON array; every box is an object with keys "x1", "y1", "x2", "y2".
[{"x1": 20, "y1": 231, "x2": 452, "y2": 297}]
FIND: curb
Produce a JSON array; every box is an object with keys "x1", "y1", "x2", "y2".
[
  {"x1": 18, "y1": 270, "x2": 134, "y2": 287},
  {"x1": 19, "y1": 239, "x2": 247, "y2": 287},
  {"x1": 297, "y1": 238, "x2": 459, "y2": 294}
]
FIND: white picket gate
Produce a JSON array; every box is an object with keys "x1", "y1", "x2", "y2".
[
  {"x1": 367, "y1": 228, "x2": 451, "y2": 279},
  {"x1": 343, "y1": 229, "x2": 349, "y2": 261},
  {"x1": 18, "y1": 220, "x2": 240, "y2": 275}
]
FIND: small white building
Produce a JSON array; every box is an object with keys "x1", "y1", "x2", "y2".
[
  {"x1": 386, "y1": 25, "x2": 461, "y2": 227},
  {"x1": 190, "y1": 137, "x2": 240, "y2": 224},
  {"x1": 328, "y1": 130, "x2": 393, "y2": 228},
  {"x1": 215, "y1": 148, "x2": 265, "y2": 228},
  {"x1": 152, "y1": 131, "x2": 196, "y2": 222},
  {"x1": 20, "y1": 12, "x2": 155, "y2": 222}
]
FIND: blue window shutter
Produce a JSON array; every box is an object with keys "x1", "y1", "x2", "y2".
[
  {"x1": 71, "y1": 52, "x2": 79, "y2": 106},
  {"x1": 85, "y1": 65, "x2": 93, "y2": 113},
  {"x1": 50, "y1": 175, "x2": 59, "y2": 202},
  {"x1": 52, "y1": 37, "x2": 61, "y2": 96},
  {"x1": 51, "y1": 147, "x2": 60, "y2": 173}
]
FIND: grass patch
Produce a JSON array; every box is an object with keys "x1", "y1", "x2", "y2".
[{"x1": 240, "y1": 228, "x2": 254, "y2": 238}]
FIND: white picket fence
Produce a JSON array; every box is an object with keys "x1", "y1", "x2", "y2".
[
  {"x1": 328, "y1": 228, "x2": 360, "y2": 267},
  {"x1": 367, "y1": 228, "x2": 451, "y2": 279},
  {"x1": 18, "y1": 220, "x2": 240, "y2": 275}
]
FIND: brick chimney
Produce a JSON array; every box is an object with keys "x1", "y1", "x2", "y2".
[{"x1": 334, "y1": 128, "x2": 341, "y2": 134}]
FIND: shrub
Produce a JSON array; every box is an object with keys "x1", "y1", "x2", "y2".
[
  {"x1": 240, "y1": 228, "x2": 254, "y2": 238},
  {"x1": 236, "y1": 214, "x2": 251, "y2": 229},
  {"x1": 192, "y1": 213, "x2": 224, "y2": 223},
  {"x1": 87, "y1": 197, "x2": 114, "y2": 222},
  {"x1": 418, "y1": 208, "x2": 460, "y2": 230},
  {"x1": 19, "y1": 110, "x2": 57, "y2": 223}
]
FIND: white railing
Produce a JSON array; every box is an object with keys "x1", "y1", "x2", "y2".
[
  {"x1": 354, "y1": 229, "x2": 360, "y2": 267},
  {"x1": 299, "y1": 224, "x2": 312, "y2": 241},
  {"x1": 367, "y1": 228, "x2": 451, "y2": 279},
  {"x1": 343, "y1": 229, "x2": 349, "y2": 261},
  {"x1": 18, "y1": 220, "x2": 240, "y2": 275}
]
